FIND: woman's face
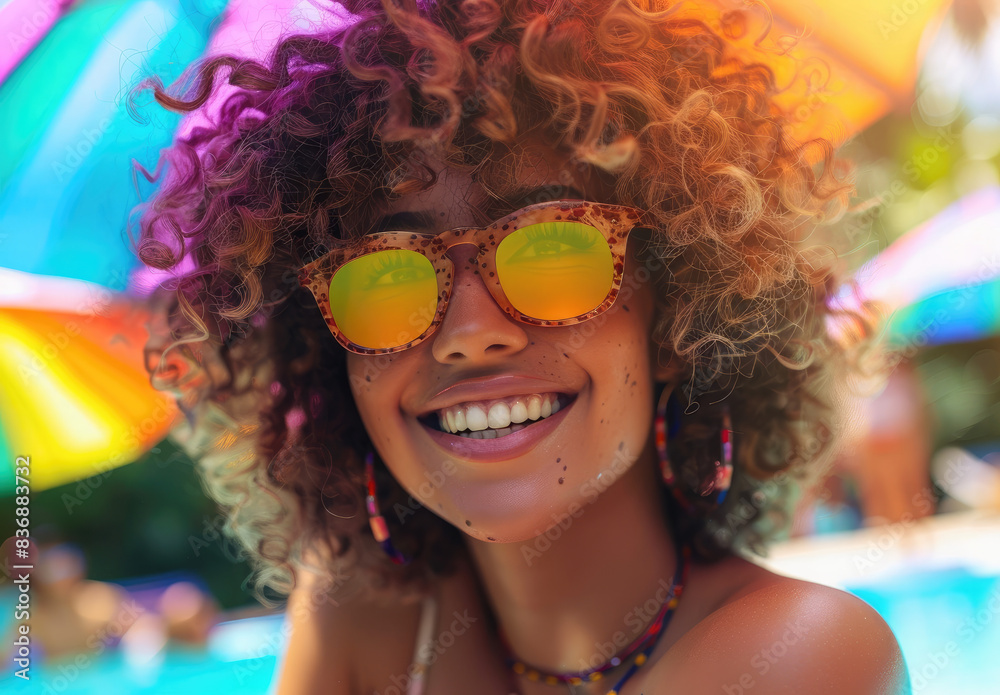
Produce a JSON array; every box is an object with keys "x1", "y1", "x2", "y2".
[{"x1": 346, "y1": 149, "x2": 673, "y2": 543}]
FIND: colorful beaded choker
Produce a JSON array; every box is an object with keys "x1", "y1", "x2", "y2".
[{"x1": 500, "y1": 542, "x2": 691, "y2": 694}]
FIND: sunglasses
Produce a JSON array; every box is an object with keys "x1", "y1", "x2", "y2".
[{"x1": 297, "y1": 199, "x2": 650, "y2": 355}]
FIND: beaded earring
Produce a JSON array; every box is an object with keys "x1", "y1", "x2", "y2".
[
  {"x1": 654, "y1": 386, "x2": 734, "y2": 513},
  {"x1": 364, "y1": 450, "x2": 411, "y2": 565}
]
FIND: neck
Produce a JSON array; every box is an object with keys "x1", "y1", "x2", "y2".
[{"x1": 463, "y1": 440, "x2": 679, "y2": 675}]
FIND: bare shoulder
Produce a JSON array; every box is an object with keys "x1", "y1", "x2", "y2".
[
  {"x1": 273, "y1": 567, "x2": 425, "y2": 695},
  {"x1": 648, "y1": 561, "x2": 910, "y2": 695}
]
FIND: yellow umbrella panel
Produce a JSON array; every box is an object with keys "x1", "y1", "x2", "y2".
[
  {"x1": 678, "y1": 0, "x2": 953, "y2": 146},
  {"x1": 0, "y1": 274, "x2": 178, "y2": 494}
]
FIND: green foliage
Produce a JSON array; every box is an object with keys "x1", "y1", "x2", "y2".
[{"x1": 0, "y1": 440, "x2": 256, "y2": 610}]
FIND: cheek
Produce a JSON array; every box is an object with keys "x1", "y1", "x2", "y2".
[{"x1": 345, "y1": 352, "x2": 406, "y2": 440}]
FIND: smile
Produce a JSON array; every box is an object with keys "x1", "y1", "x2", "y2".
[
  {"x1": 420, "y1": 393, "x2": 573, "y2": 439},
  {"x1": 416, "y1": 393, "x2": 578, "y2": 463}
]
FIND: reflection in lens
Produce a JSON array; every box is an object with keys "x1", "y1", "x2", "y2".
[
  {"x1": 329, "y1": 250, "x2": 437, "y2": 349},
  {"x1": 496, "y1": 221, "x2": 613, "y2": 320}
]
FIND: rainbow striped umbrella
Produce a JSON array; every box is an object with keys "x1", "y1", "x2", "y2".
[
  {"x1": 887, "y1": 278, "x2": 1000, "y2": 346},
  {"x1": 0, "y1": 269, "x2": 177, "y2": 493},
  {"x1": 832, "y1": 186, "x2": 1000, "y2": 348},
  {"x1": 0, "y1": 0, "x2": 227, "y2": 493},
  {"x1": 693, "y1": 0, "x2": 952, "y2": 148}
]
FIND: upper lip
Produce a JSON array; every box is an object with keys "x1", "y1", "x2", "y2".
[{"x1": 416, "y1": 375, "x2": 578, "y2": 416}]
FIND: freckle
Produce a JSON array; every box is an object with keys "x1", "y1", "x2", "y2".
[
  {"x1": 365, "y1": 375, "x2": 371, "y2": 382},
  {"x1": 558, "y1": 477, "x2": 565, "y2": 484},
  {"x1": 600, "y1": 419, "x2": 604, "y2": 423},
  {"x1": 618, "y1": 441, "x2": 624, "y2": 451},
  {"x1": 631, "y1": 380, "x2": 637, "y2": 386},
  {"x1": 556, "y1": 457, "x2": 561, "y2": 463},
  {"x1": 623, "y1": 305, "x2": 630, "y2": 312},
  {"x1": 563, "y1": 465, "x2": 567, "y2": 471},
  {"x1": 437, "y1": 503, "x2": 443, "y2": 510},
  {"x1": 465, "y1": 520, "x2": 472, "y2": 526}
]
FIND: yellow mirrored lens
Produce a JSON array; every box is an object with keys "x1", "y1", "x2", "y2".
[
  {"x1": 496, "y1": 221, "x2": 613, "y2": 320},
  {"x1": 329, "y1": 250, "x2": 437, "y2": 349}
]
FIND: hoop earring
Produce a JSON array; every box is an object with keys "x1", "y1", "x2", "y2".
[
  {"x1": 365, "y1": 450, "x2": 411, "y2": 566},
  {"x1": 655, "y1": 387, "x2": 734, "y2": 512}
]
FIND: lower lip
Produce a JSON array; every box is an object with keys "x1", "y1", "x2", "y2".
[{"x1": 419, "y1": 399, "x2": 575, "y2": 463}]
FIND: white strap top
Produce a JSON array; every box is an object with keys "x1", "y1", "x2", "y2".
[{"x1": 407, "y1": 594, "x2": 439, "y2": 695}]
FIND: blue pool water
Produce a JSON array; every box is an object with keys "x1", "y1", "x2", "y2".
[
  {"x1": 2, "y1": 565, "x2": 999, "y2": 694},
  {"x1": 847, "y1": 566, "x2": 1000, "y2": 694}
]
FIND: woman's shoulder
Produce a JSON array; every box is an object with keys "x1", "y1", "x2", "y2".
[
  {"x1": 645, "y1": 553, "x2": 910, "y2": 695},
  {"x1": 274, "y1": 564, "x2": 432, "y2": 695}
]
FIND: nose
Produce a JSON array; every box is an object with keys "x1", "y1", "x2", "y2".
[{"x1": 431, "y1": 245, "x2": 529, "y2": 364}]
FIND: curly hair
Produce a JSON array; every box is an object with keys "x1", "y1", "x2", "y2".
[{"x1": 130, "y1": 0, "x2": 873, "y2": 606}]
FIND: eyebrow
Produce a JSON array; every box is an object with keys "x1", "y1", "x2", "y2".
[{"x1": 369, "y1": 184, "x2": 587, "y2": 234}]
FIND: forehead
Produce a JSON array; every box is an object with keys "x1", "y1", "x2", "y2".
[{"x1": 351, "y1": 141, "x2": 608, "y2": 236}]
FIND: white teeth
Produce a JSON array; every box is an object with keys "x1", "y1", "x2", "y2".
[
  {"x1": 510, "y1": 398, "x2": 528, "y2": 424},
  {"x1": 435, "y1": 393, "x2": 568, "y2": 436},
  {"x1": 488, "y1": 402, "x2": 511, "y2": 429},
  {"x1": 527, "y1": 395, "x2": 542, "y2": 420},
  {"x1": 457, "y1": 422, "x2": 527, "y2": 438},
  {"x1": 465, "y1": 405, "x2": 489, "y2": 432}
]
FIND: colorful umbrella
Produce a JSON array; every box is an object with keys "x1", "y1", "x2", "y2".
[
  {"x1": 886, "y1": 276, "x2": 1000, "y2": 347},
  {"x1": 834, "y1": 186, "x2": 1000, "y2": 348},
  {"x1": 0, "y1": 0, "x2": 226, "y2": 283},
  {"x1": 0, "y1": 0, "x2": 225, "y2": 493},
  {"x1": 693, "y1": 0, "x2": 953, "y2": 147},
  {"x1": 0, "y1": 268, "x2": 178, "y2": 493}
]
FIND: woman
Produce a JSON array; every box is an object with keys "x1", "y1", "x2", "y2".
[{"x1": 133, "y1": 0, "x2": 909, "y2": 692}]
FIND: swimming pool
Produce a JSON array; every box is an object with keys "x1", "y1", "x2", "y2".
[{"x1": 4, "y1": 511, "x2": 999, "y2": 693}]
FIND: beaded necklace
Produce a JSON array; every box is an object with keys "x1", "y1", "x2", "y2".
[{"x1": 501, "y1": 542, "x2": 691, "y2": 695}]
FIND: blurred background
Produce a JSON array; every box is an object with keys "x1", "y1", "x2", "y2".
[{"x1": 1, "y1": 0, "x2": 999, "y2": 693}]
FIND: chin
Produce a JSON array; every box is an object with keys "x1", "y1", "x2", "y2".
[{"x1": 426, "y1": 468, "x2": 592, "y2": 546}]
